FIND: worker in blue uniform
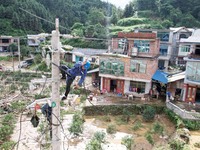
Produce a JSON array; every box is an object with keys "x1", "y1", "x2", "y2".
[{"x1": 61, "y1": 60, "x2": 91, "y2": 100}]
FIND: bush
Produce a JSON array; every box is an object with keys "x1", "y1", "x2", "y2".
[
  {"x1": 165, "y1": 109, "x2": 200, "y2": 130},
  {"x1": 143, "y1": 106, "x2": 156, "y2": 122},
  {"x1": 152, "y1": 122, "x2": 164, "y2": 135},
  {"x1": 145, "y1": 132, "x2": 154, "y2": 145},
  {"x1": 86, "y1": 131, "x2": 106, "y2": 150},
  {"x1": 106, "y1": 124, "x2": 116, "y2": 134},
  {"x1": 117, "y1": 17, "x2": 146, "y2": 26},
  {"x1": 121, "y1": 135, "x2": 134, "y2": 150},
  {"x1": 169, "y1": 138, "x2": 185, "y2": 150},
  {"x1": 68, "y1": 112, "x2": 84, "y2": 136},
  {"x1": 0, "y1": 141, "x2": 15, "y2": 150},
  {"x1": 132, "y1": 120, "x2": 143, "y2": 131}
]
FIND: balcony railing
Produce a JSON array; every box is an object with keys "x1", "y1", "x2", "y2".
[{"x1": 166, "y1": 102, "x2": 200, "y2": 120}]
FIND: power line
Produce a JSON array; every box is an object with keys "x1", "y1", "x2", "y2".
[{"x1": 19, "y1": 7, "x2": 71, "y2": 32}]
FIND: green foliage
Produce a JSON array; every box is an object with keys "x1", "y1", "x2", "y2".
[
  {"x1": 106, "y1": 124, "x2": 116, "y2": 134},
  {"x1": 68, "y1": 112, "x2": 84, "y2": 136},
  {"x1": 34, "y1": 54, "x2": 43, "y2": 64},
  {"x1": 122, "y1": 108, "x2": 132, "y2": 122},
  {"x1": 83, "y1": 104, "x2": 164, "y2": 116},
  {"x1": 0, "y1": 56, "x2": 11, "y2": 61},
  {"x1": 102, "y1": 116, "x2": 111, "y2": 122},
  {"x1": 2, "y1": 113, "x2": 15, "y2": 126},
  {"x1": 145, "y1": 132, "x2": 154, "y2": 145},
  {"x1": 117, "y1": 17, "x2": 146, "y2": 26},
  {"x1": 152, "y1": 122, "x2": 164, "y2": 135},
  {"x1": 80, "y1": 95, "x2": 87, "y2": 103},
  {"x1": 0, "y1": 114, "x2": 16, "y2": 143},
  {"x1": 121, "y1": 135, "x2": 134, "y2": 150},
  {"x1": 34, "y1": 94, "x2": 47, "y2": 99},
  {"x1": 62, "y1": 38, "x2": 107, "y2": 49},
  {"x1": 9, "y1": 83, "x2": 18, "y2": 92},
  {"x1": 0, "y1": 141, "x2": 15, "y2": 150},
  {"x1": 11, "y1": 101, "x2": 27, "y2": 112},
  {"x1": 86, "y1": 131, "x2": 106, "y2": 150},
  {"x1": 36, "y1": 61, "x2": 50, "y2": 72},
  {"x1": 169, "y1": 138, "x2": 185, "y2": 150},
  {"x1": 165, "y1": 108, "x2": 200, "y2": 130},
  {"x1": 132, "y1": 120, "x2": 143, "y2": 131},
  {"x1": 142, "y1": 106, "x2": 156, "y2": 122},
  {"x1": 8, "y1": 43, "x2": 18, "y2": 52}
]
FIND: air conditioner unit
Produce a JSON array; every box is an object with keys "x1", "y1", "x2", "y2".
[{"x1": 132, "y1": 47, "x2": 138, "y2": 56}]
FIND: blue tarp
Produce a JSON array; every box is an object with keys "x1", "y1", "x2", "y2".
[{"x1": 152, "y1": 70, "x2": 168, "y2": 84}]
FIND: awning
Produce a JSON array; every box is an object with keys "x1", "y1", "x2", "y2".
[{"x1": 152, "y1": 70, "x2": 168, "y2": 84}]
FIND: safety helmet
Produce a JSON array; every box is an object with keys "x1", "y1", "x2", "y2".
[{"x1": 84, "y1": 61, "x2": 91, "y2": 70}]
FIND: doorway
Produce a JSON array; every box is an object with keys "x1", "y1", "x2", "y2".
[
  {"x1": 110, "y1": 80, "x2": 117, "y2": 92},
  {"x1": 196, "y1": 88, "x2": 200, "y2": 103}
]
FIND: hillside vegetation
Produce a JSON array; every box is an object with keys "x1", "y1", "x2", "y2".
[{"x1": 0, "y1": 0, "x2": 200, "y2": 47}]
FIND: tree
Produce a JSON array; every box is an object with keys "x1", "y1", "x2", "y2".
[
  {"x1": 123, "y1": 3, "x2": 135, "y2": 18},
  {"x1": 8, "y1": 43, "x2": 18, "y2": 53},
  {"x1": 142, "y1": 106, "x2": 155, "y2": 122},
  {"x1": 87, "y1": 7, "x2": 105, "y2": 25}
]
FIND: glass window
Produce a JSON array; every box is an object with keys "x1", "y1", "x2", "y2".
[
  {"x1": 160, "y1": 44, "x2": 168, "y2": 56},
  {"x1": 118, "y1": 38, "x2": 127, "y2": 49},
  {"x1": 130, "y1": 60, "x2": 146, "y2": 73},
  {"x1": 129, "y1": 81, "x2": 145, "y2": 93},
  {"x1": 180, "y1": 45, "x2": 190, "y2": 52},
  {"x1": 157, "y1": 32, "x2": 169, "y2": 42},
  {"x1": 100, "y1": 59, "x2": 124, "y2": 76},
  {"x1": 134, "y1": 40, "x2": 150, "y2": 53}
]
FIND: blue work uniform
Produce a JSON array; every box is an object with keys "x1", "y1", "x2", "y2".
[
  {"x1": 68, "y1": 61, "x2": 87, "y2": 86},
  {"x1": 63, "y1": 61, "x2": 87, "y2": 99}
]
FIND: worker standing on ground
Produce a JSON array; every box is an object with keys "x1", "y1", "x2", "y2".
[{"x1": 60, "y1": 60, "x2": 91, "y2": 100}]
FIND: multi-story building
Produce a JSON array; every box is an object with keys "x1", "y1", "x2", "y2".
[
  {"x1": 0, "y1": 36, "x2": 15, "y2": 52},
  {"x1": 27, "y1": 33, "x2": 49, "y2": 51},
  {"x1": 170, "y1": 27, "x2": 193, "y2": 67},
  {"x1": 181, "y1": 29, "x2": 200, "y2": 103},
  {"x1": 99, "y1": 32, "x2": 160, "y2": 94}
]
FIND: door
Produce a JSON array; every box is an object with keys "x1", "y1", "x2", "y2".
[
  {"x1": 103, "y1": 78, "x2": 110, "y2": 92},
  {"x1": 116, "y1": 80, "x2": 124, "y2": 94},
  {"x1": 186, "y1": 86, "x2": 196, "y2": 102}
]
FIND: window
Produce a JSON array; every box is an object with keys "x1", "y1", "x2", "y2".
[
  {"x1": 129, "y1": 81, "x2": 145, "y2": 93},
  {"x1": 130, "y1": 60, "x2": 146, "y2": 73},
  {"x1": 2, "y1": 39, "x2": 9, "y2": 43},
  {"x1": 180, "y1": 45, "x2": 190, "y2": 52},
  {"x1": 195, "y1": 45, "x2": 200, "y2": 55},
  {"x1": 134, "y1": 40, "x2": 150, "y2": 53},
  {"x1": 118, "y1": 38, "x2": 128, "y2": 49},
  {"x1": 186, "y1": 62, "x2": 200, "y2": 82},
  {"x1": 157, "y1": 32, "x2": 169, "y2": 42},
  {"x1": 100, "y1": 59, "x2": 124, "y2": 76},
  {"x1": 160, "y1": 44, "x2": 168, "y2": 56},
  {"x1": 91, "y1": 57, "x2": 96, "y2": 62}
]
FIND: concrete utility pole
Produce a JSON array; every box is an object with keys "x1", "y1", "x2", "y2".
[
  {"x1": 17, "y1": 37, "x2": 21, "y2": 70},
  {"x1": 51, "y1": 18, "x2": 61, "y2": 150}
]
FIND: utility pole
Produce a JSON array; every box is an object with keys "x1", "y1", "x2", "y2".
[
  {"x1": 51, "y1": 18, "x2": 61, "y2": 150},
  {"x1": 17, "y1": 37, "x2": 21, "y2": 70}
]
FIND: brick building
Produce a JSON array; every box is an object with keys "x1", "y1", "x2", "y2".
[{"x1": 99, "y1": 32, "x2": 160, "y2": 95}]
